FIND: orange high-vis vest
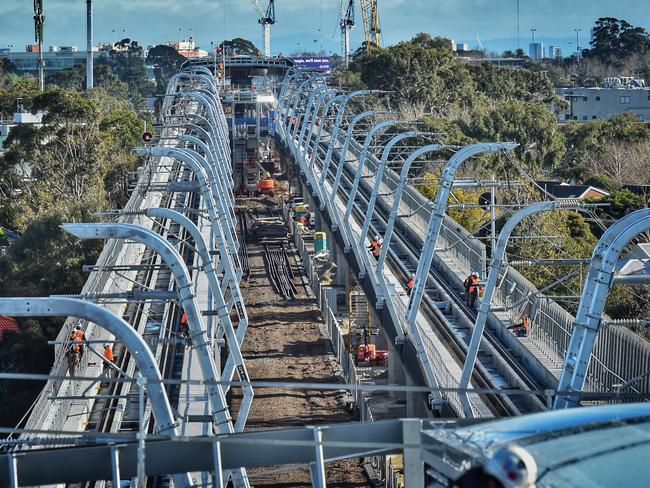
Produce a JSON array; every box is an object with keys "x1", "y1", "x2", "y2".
[
  {"x1": 468, "y1": 276, "x2": 479, "y2": 292},
  {"x1": 103, "y1": 347, "x2": 114, "y2": 362},
  {"x1": 407, "y1": 278, "x2": 415, "y2": 290},
  {"x1": 180, "y1": 312, "x2": 188, "y2": 325}
]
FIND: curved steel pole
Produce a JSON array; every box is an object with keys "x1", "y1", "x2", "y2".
[
  {"x1": 141, "y1": 147, "x2": 250, "y2": 386},
  {"x1": 329, "y1": 110, "x2": 375, "y2": 211},
  {"x1": 296, "y1": 86, "x2": 333, "y2": 153},
  {"x1": 63, "y1": 224, "x2": 250, "y2": 486},
  {"x1": 290, "y1": 79, "x2": 327, "y2": 142},
  {"x1": 342, "y1": 120, "x2": 397, "y2": 226},
  {"x1": 180, "y1": 134, "x2": 237, "y2": 239},
  {"x1": 554, "y1": 208, "x2": 650, "y2": 409},
  {"x1": 143, "y1": 208, "x2": 252, "y2": 431},
  {"x1": 318, "y1": 90, "x2": 373, "y2": 187},
  {"x1": 405, "y1": 143, "x2": 518, "y2": 329},
  {"x1": 301, "y1": 91, "x2": 341, "y2": 163},
  {"x1": 458, "y1": 199, "x2": 584, "y2": 417},
  {"x1": 307, "y1": 94, "x2": 346, "y2": 171},
  {"x1": 183, "y1": 122, "x2": 235, "y2": 207},
  {"x1": 0, "y1": 297, "x2": 192, "y2": 488},
  {"x1": 138, "y1": 146, "x2": 242, "y2": 281},
  {"x1": 186, "y1": 113, "x2": 232, "y2": 184},
  {"x1": 360, "y1": 131, "x2": 418, "y2": 250}
]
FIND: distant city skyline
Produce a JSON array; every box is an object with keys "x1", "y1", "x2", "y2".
[{"x1": 0, "y1": 0, "x2": 647, "y2": 56}]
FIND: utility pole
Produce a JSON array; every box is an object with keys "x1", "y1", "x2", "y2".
[
  {"x1": 516, "y1": 0, "x2": 520, "y2": 49},
  {"x1": 34, "y1": 0, "x2": 45, "y2": 91},
  {"x1": 86, "y1": 0, "x2": 93, "y2": 90},
  {"x1": 575, "y1": 28, "x2": 581, "y2": 57}
]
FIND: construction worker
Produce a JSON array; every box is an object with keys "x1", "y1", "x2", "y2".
[
  {"x1": 367, "y1": 235, "x2": 382, "y2": 260},
  {"x1": 103, "y1": 344, "x2": 114, "y2": 377},
  {"x1": 65, "y1": 327, "x2": 82, "y2": 376},
  {"x1": 179, "y1": 310, "x2": 191, "y2": 348},
  {"x1": 454, "y1": 445, "x2": 537, "y2": 488},
  {"x1": 406, "y1": 274, "x2": 415, "y2": 296},
  {"x1": 464, "y1": 271, "x2": 480, "y2": 309}
]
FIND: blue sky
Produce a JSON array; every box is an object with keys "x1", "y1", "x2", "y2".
[{"x1": 0, "y1": 0, "x2": 646, "y2": 55}]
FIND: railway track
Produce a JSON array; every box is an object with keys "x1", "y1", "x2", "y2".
[
  {"x1": 308, "y1": 138, "x2": 546, "y2": 417},
  {"x1": 71, "y1": 156, "x2": 200, "y2": 488},
  {"x1": 264, "y1": 243, "x2": 297, "y2": 299}
]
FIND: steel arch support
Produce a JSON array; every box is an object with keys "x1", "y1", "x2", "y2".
[
  {"x1": 554, "y1": 208, "x2": 650, "y2": 409},
  {"x1": 328, "y1": 110, "x2": 375, "y2": 214},
  {"x1": 361, "y1": 131, "x2": 418, "y2": 250},
  {"x1": 303, "y1": 93, "x2": 344, "y2": 166},
  {"x1": 342, "y1": 120, "x2": 397, "y2": 233},
  {"x1": 318, "y1": 90, "x2": 373, "y2": 188},
  {"x1": 458, "y1": 200, "x2": 579, "y2": 417},
  {"x1": 0, "y1": 297, "x2": 192, "y2": 488},
  {"x1": 297, "y1": 86, "x2": 335, "y2": 154},
  {"x1": 405, "y1": 143, "x2": 518, "y2": 330}
]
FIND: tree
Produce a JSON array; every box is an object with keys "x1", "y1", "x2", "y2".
[
  {"x1": 0, "y1": 57, "x2": 17, "y2": 77},
  {"x1": 146, "y1": 45, "x2": 187, "y2": 85},
  {"x1": 586, "y1": 17, "x2": 650, "y2": 63},
  {"x1": 468, "y1": 99, "x2": 565, "y2": 173},
  {"x1": 220, "y1": 38, "x2": 260, "y2": 56},
  {"x1": 354, "y1": 39, "x2": 474, "y2": 115}
]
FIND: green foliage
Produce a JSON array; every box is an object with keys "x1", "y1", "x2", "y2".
[
  {"x1": 583, "y1": 174, "x2": 620, "y2": 193},
  {"x1": 559, "y1": 113, "x2": 650, "y2": 180},
  {"x1": 221, "y1": 38, "x2": 260, "y2": 56},
  {"x1": 146, "y1": 44, "x2": 187, "y2": 86},
  {"x1": 0, "y1": 57, "x2": 17, "y2": 77},
  {"x1": 0, "y1": 78, "x2": 41, "y2": 119},
  {"x1": 354, "y1": 37, "x2": 474, "y2": 115},
  {"x1": 596, "y1": 189, "x2": 645, "y2": 219},
  {"x1": 468, "y1": 99, "x2": 566, "y2": 172},
  {"x1": 586, "y1": 17, "x2": 650, "y2": 63},
  {"x1": 468, "y1": 62, "x2": 562, "y2": 105}
]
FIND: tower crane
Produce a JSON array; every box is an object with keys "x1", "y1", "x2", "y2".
[
  {"x1": 339, "y1": 0, "x2": 355, "y2": 68},
  {"x1": 250, "y1": 0, "x2": 276, "y2": 57},
  {"x1": 359, "y1": 0, "x2": 381, "y2": 51}
]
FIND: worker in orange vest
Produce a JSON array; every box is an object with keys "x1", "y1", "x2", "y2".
[
  {"x1": 367, "y1": 235, "x2": 382, "y2": 260},
  {"x1": 406, "y1": 274, "x2": 415, "y2": 296},
  {"x1": 464, "y1": 271, "x2": 480, "y2": 309},
  {"x1": 179, "y1": 310, "x2": 191, "y2": 348},
  {"x1": 66, "y1": 326, "x2": 83, "y2": 376},
  {"x1": 103, "y1": 344, "x2": 115, "y2": 376}
]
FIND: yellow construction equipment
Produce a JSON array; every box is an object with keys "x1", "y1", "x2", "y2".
[{"x1": 359, "y1": 0, "x2": 381, "y2": 50}]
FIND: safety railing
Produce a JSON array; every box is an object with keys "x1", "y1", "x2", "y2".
[{"x1": 284, "y1": 202, "x2": 406, "y2": 484}]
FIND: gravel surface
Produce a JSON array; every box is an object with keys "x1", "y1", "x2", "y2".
[{"x1": 230, "y1": 199, "x2": 371, "y2": 487}]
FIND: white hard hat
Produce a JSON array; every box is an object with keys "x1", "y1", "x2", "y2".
[
  {"x1": 374, "y1": 235, "x2": 380, "y2": 241},
  {"x1": 472, "y1": 271, "x2": 479, "y2": 277},
  {"x1": 484, "y1": 445, "x2": 537, "y2": 488}
]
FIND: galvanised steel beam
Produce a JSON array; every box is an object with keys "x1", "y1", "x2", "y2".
[
  {"x1": 0, "y1": 419, "x2": 406, "y2": 487},
  {"x1": 373, "y1": 143, "x2": 442, "y2": 407},
  {"x1": 143, "y1": 207, "x2": 250, "y2": 417},
  {"x1": 342, "y1": 120, "x2": 397, "y2": 244},
  {"x1": 405, "y1": 143, "x2": 518, "y2": 330},
  {"x1": 328, "y1": 110, "x2": 376, "y2": 220},
  {"x1": 554, "y1": 208, "x2": 650, "y2": 409},
  {"x1": 296, "y1": 86, "x2": 335, "y2": 155},
  {"x1": 458, "y1": 199, "x2": 585, "y2": 417},
  {"x1": 302, "y1": 93, "x2": 343, "y2": 167},
  {"x1": 0, "y1": 297, "x2": 192, "y2": 488},
  {"x1": 62, "y1": 223, "x2": 250, "y2": 487},
  {"x1": 318, "y1": 90, "x2": 373, "y2": 190}
]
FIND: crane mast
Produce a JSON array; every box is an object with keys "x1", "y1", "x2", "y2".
[
  {"x1": 339, "y1": 0, "x2": 355, "y2": 68},
  {"x1": 250, "y1": 0, "x2": 276, "y2": 57},
  {"x1": 359, "y1": 0, "x2": 381, "y2": 51}
]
